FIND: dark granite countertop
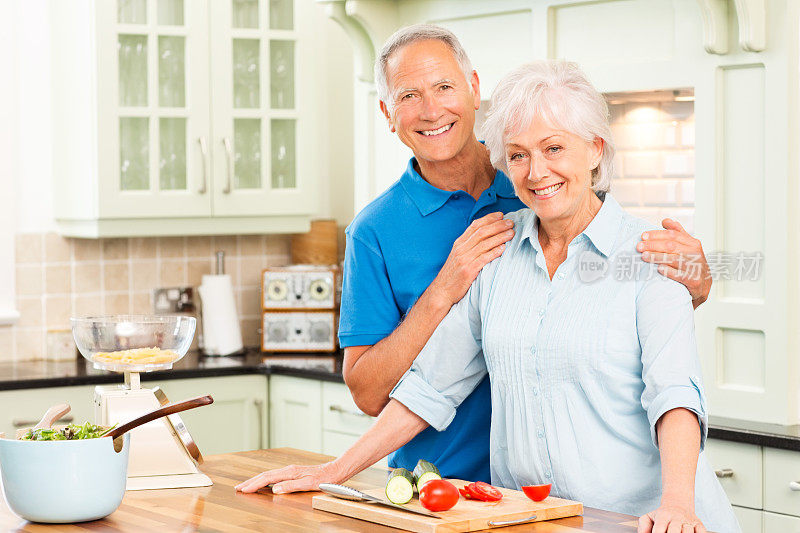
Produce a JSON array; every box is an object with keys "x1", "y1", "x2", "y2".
[{"x1": 1, "y1": 354, "x2": 798, "y2": 452}]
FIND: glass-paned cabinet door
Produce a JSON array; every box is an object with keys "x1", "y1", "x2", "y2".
[
  {"x1": 96, "y1": 0, "x2": 211, "y2": 218},
  {"x1": 210, "y1": 0, "x2": 314, "y2": 216}
]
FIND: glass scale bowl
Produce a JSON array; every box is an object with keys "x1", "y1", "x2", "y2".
[{"x1": 72, "y1": 315, "x2": 196, "y2": 375}]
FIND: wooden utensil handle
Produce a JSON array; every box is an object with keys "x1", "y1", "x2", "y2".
[{"x1": 106, "y1": 395, "x2": 214, "y2": 440}]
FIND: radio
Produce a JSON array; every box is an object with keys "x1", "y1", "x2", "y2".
[
  {"x1": 261, "y1": 311, "x2": 337, "y2": 352},
  {"x1": 261, "y1": 265, "x2": 339, "y2": 310}
]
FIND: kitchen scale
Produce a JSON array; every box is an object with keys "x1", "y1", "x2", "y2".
[{"x1": 72, "y1": 315, "x2": 212, "y2": 491}]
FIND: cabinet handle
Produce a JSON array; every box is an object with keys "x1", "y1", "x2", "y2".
[
  {"x1": 715, "y1": 469, "x2": 734, "y2": 478},
  {"x1": 197, "y1": 136, "x2": 208, "y2": 194},
  {"x1": 253, "y1": 398, "x2": 264, "y2": 450},
  {"x1": 790, "y1": 481, "x2": 800, "y2": 491},
  {"x1": 222, "y1": 137, "x2": 233, "y2": 194},
  {"x1": 488, "y1": 515, "x2": 537, "y2": 527},
  {"x1": 329, "y1": 405, "x2": 370, "y2": 418},
  {"x1": 13, "y1": 415, "x2": 73, "y2": 428}
]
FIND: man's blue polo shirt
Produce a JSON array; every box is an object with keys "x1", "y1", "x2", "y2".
[{"x1": 339, "y1": 157, "x2": 525, "y2": 483}]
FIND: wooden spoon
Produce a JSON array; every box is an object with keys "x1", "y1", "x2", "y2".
[
  {"x1": 103, "y1": 395, "x2": 214, "y2": 446},
  {"x1": 15, "y1": 403, "x2": 72, "y2": 439}
]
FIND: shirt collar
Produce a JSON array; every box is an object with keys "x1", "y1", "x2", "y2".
[
  {"x1": 399, "y1": 157, "x2": 518, "y2": 217},
  {"x1": 518, "y1": 192, "x2": 623, "y2": 258}
]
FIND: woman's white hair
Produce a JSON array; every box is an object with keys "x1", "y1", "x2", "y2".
[
  {"x1": 374, "y1": 24, "x2": 474, "y2": 107},
  {"x1": 481, "y1": 60, "x2": 615, "y2": 193}
]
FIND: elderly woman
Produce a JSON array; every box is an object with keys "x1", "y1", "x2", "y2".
[{"x1": 236, "y1": 61, "x2": 739, "y2": 533}]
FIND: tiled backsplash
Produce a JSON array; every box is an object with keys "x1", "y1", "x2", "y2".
[
  {"x1": 3, "y1": 233, "x2": 292, "y2": 362},
  {"x1": 608, "y1": 99, "x2": 695, "y2": 232}
]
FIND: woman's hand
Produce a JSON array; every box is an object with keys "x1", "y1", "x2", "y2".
[
  {"x1": 637, "y1": 218, "x2": 711, "y2": 309},
  {"x1": 235, "y1": 461, "x2": 344, "y2": 494},
  {"x1": 638, "y1": 501, "x2": 707, "y2": 533}
]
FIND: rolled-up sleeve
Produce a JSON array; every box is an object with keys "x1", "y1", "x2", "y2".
[
  {"x1": 636, "y1": 273, "x2": 708, "y2": 451},
  {"x1": 390, "y1": 276, "x2": 487, "y2": 432}
]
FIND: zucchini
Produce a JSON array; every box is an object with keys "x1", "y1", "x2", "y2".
[
  {"x1": 385, "y1": 468, "x2": 415, "y2": 504},
  {"x1": 413, "y1": 459, "x2": 441, "y2": 489}
]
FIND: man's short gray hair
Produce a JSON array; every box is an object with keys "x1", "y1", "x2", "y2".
[
  {"x1": 481, "y1": 60, "x2": 615, "y2": 193},
  {"x1": 374, "y1": 24, "x2": 474, "y2": 107}
]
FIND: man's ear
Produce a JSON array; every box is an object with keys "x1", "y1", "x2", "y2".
[
  {"x1": 379, "y1": 100, "x2": 395, "y2": 133},
  {"x1": 591, "y1": 137, "x2": 604, "y2": 169},
  {"x1": 470, "y1": 70, "x2": 481, "y2": 110}
]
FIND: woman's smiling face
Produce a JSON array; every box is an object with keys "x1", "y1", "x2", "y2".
[{"x1": 505, "y1": 121, "x2": 604, "y2": 224}]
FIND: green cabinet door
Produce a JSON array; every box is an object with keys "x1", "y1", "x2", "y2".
[{"x1": 268, "y1": 375, "x2": 322, "y2": 453}]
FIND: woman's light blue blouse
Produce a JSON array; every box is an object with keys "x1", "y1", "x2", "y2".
[{"x1": 390, "y1": 194, "x2": 739, "y2": 533}]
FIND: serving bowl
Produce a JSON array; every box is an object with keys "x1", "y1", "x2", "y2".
[
  {"x1": 0, "y1": 433, "x2": 130, "y2": 523},
  {"x1": 71, "y1": 315, "x2": 196, "y2": 372}
]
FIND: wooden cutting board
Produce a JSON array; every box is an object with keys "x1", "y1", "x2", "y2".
[{"x1": 311, "y1": 479, "x2": 583, "y2": 533}]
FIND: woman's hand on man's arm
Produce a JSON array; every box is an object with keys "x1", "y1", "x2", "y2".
[
  {"x1": 638, "y1": 407, "x2": 706, "y2": 533},
  {"x1": 636, "y1": 218, "x2": 712, "y2": 309},
  {"x1": 235, "y1": 400, "x2": 429, "y2": 494}
]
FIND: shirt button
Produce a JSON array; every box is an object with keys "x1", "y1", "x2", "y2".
[
  {"x1": 545, "y1": 471, "x2": 552, "y2": 479},
  {"x1": 537, "y1": 429, "x2": 544, "y2": 438},
  {"x1": 557, "y1": 272, "x2": 565, "y2": 280},
  {"x1": 533, "y1": 388, "x2": 539, "y2": 396},
  {"x1": 538, "y1": 308, "x2": 545, "y2": 317},
  {"x1": 530, "y1": 346, "x2": 536, "y2": 355}
]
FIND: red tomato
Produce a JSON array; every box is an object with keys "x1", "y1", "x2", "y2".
[
  {"x1": 458, "y1": 486, "x2": 471, "y2": 499},
  {"x1": 521, "y1": 483, "x2": 552, "y2": 502},
  {"x1": 469, "y1": 481, "x2": 503, "y2": 502},
  {"x1": 418, "y1": 480, "x2": 459, "y2": 512}
]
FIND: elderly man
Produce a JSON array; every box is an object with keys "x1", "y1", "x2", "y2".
[{"x1": 237, "y1": 24, "x2": 711, "y2": 490}]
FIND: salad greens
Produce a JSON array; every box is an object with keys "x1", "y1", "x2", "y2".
[{"x1": 21, "y1": 422, "x2": 113, "y2": 441}]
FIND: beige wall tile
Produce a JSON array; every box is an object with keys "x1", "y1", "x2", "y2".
[
  {"x1": 265, "y1": 255, "x2": 290, "y2": 268},
  {"x1": 240, "y1": 235, "x2": 265, "y2": 256},
  {"x1": 159, "y1": 237, "x2": 186, "y2": 258},
  {"x1": 74, "y1": 294, "x2": 103, "y2": 317},
  {"x1": 226, "y1": 257, "x2": 240, "y2": 288},
  {"x1": 45, "y1": 265, "x2": 72, "y2": 294},
  {"x1": 74, "y1": 263, "x2": 101, "y2": 293},
  {"x1": 73, "y1": 239, "x2": 100, "y2": 261},
  {"x1": 16, "y1": 265, "x2": 43, "y2": 296},
  {"x1": 131, "y1": 261, "x2": 158, "y2": 292},
  {"x1": 239, "y1": 288, "x2": 261, "y2": 318},
  {"x1": 104, "y1": 293, "x2": 130, "y2": 315},
  {"x1": 213, "y1": 236, "x2": 238, "y2": 257},
  {"x1": 130, "y1": 237, "x2": 157, "y2": 259},
  {"x1": 17, "y1": 328, "x2": 45, "y2": 360},
  {"x1": 16, "y1": 297, "x2": 43, "y2": 328},
  {"x1": 44, "y1": 233, "x2": 72, "y2": 262},
  {"x1": 186, "y1": 236, "x2": 212, "y2": 258},
  {"x1": 240, "y1": 318, "x2": 260, "y2": 347},
  {"x1": 161, "y1": 259, "x2": 187, "y2": 286},
  {"x1": 265, "y1": 235, "x2": 291, "y2": 257},
  {"x1": 0, "y1": 327, "x2": 15, "y2": 361},
  {"x1": 45, "y1": 295, "x2": 71, "y2": 328},
  {"x1": 240, "y1": 257, "x2": 267, "y2": 288},
  {"x1": 102, "y1": 238, "x2": 129, "y2": 260},
  {"x1": 131, "y1": 292, "x2": 152, "y2": 314},
  {"x1": 15, "y1": 234, "x2": 43, "y2": 263},
  {"x1": 103, "y1": 262, "x2": 130, "y2": 292},
  {"x1": 188, "y1": 260, "x2": 212, "y2": 287}
]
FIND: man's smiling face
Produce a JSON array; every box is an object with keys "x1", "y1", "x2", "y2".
[{"x1": 381, "y1": 39, "x2": 480, "y2": 165}]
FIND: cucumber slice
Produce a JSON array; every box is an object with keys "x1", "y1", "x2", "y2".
[
  {"x1": 385, "y1": 468, "x2": 415, "y2": 504},
  {"x1": 413, "y1": 459, "x2": 442, "y2": 489}
]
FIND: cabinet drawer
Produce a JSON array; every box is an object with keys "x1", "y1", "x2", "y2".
[
  {"x1": 322, "y1": 382, "x2": 374, "y2": 435},
  {"x1": 732, "y1": 506, "x2": 762, "y2": 533},
  {"x1": 322, "y1": 430, "x2": 388, "y2": 468},
  {"x1": 763, "y1": 511, "x2": 800, "y2": 532},
  {"x1": 764, "y1": 448, "x2": 800, "y2": 516},
  {"x1": 704, "y1": 439, "x2": 762, "y2": 508}
]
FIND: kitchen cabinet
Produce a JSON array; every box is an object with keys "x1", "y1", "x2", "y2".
[
  {"x1": 763, "y1": 447, "x2": 800, "y2": 516},
  {"x1": 703, "y1": 439, "x2": 763, "y2": 509},
  {"x1": 50, "y1": 0, "x2": 320, "y2": 237},
  {"x1": 268, "y1": 376, "x2": 387, "y2": 466},
  {"x1": 151, "y1": 375, "x2": 268, "y2": 455},
  {"x1": 732, "y1": 506, "x2": 762, "y2": 533},
  {"x1": 763, "y1": 511, "x2": 800, "y2": 532}
]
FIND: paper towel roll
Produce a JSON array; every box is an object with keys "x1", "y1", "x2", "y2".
[{"x1": 198, "y1": 274, "x2": 243, "y2": 356}]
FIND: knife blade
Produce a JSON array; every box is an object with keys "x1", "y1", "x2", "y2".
[{"x1": 318, "y1": 483, "x2": 442, "y2": 519}]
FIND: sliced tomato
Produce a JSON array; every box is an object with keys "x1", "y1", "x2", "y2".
[
  {"x1": 458, "y1": 486, "x2": 471, "y2": 499},
  {"x1": 470, "y1": 481, "x2": 503, "y2": 502},
  {"x1": 521, "y1": 483, "x2": 551, "y2": 502}
]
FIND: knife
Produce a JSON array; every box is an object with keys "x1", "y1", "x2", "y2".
[{"x1": 318, "y1": 483, "x2": 442, "y2": 519}]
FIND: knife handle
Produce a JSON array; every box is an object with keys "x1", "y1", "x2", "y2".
[{"x1": 488, "y1": 514, "x2": 538, "y2": 527}]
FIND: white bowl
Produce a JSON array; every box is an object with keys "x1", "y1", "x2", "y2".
[{"x1": 0, "y1": 434, "x2": 130, "y2": 523}]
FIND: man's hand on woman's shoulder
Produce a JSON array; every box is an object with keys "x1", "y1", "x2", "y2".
[{"x1": 636, "y1": 218, "x2": 711, "y2": 309}]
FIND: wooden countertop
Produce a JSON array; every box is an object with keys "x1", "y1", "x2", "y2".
[{"x1": 0, "y1": 448, "x2": 639, "y2": 532}]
